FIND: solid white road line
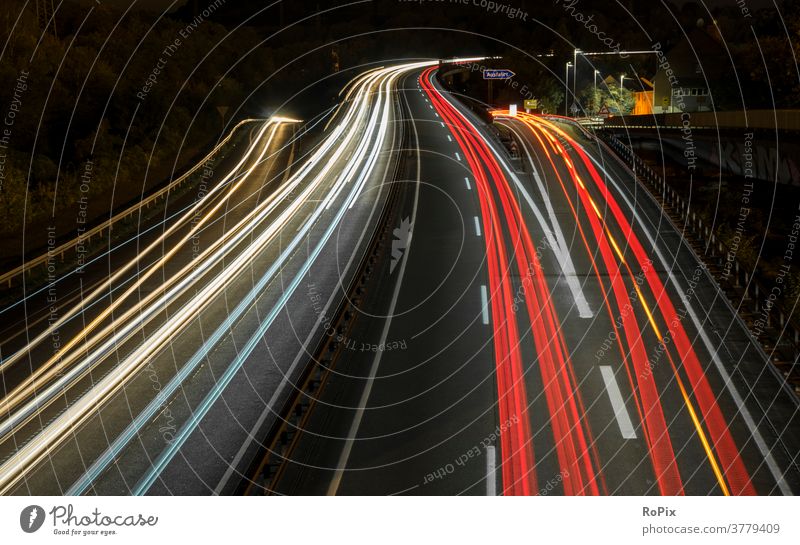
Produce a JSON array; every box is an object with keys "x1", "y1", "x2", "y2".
[
  {"x1": 599, "y1": 366, "x2": 637, "y2": 439},
  {"x1": 501, "y1": 121, "x2": 593, "y2": 319},
  {"x1": 588, "y1": 151, "x2": 793, "y2": 495},
  {"x1": 465, "y1": 177, "x2": 471, "y2": 190},
  {"x1": 486, "y1": 445, "x2": 497, "y2": 496},
  {"x1": 213, "y1": 65, "x2": 434, "y2": 495},
  {"x1": 326, "y1": 78, "x2": 424, "y2": 496},
  {"x1": 440, "y1": 100, "x2": 592, "y2": 319},
  {"x1": 480, "y1": 285, "x2": 490, "y2": 325},
  {"x1": 474, "y1": 216, "x2": 482, "y2": 237}
]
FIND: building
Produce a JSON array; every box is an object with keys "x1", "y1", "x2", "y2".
[
  {"x1": 632, "y1": 78, "x2": 654, "y2": 115},
  {"x1": 653, "y1": 23, "x2": 726, "y2": 113}
]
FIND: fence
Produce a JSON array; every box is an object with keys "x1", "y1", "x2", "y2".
[
  {"x1": 0, "y1": 118, "x2": 263, "y2": 289},
  {"x1": 602, "y1": 132, "x2": 800, "y2": 389}
]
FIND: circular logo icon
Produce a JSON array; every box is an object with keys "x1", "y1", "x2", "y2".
[{"x1": 19, "y1": 505, "x2": 45, "y2": 533}]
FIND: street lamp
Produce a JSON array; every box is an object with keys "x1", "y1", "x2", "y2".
[
  {"x1": 573, "y1": 48, "x2": 581, "y2": 105},
  {"x1": 565, "y1": 61, "x2": 573, "y2": 116},
  {"x1": 620, "y1": 74, "x2": 626, "y2": 90},
  {"x1": 593, "y1": 69, "x2": 600, "y2": 113}
]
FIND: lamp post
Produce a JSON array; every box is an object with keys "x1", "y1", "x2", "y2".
[
  {"x1": 593, "y1": 69, "x2": 600, "y2": 114},
  {"x1": 620, "y1": 74, "x2": 626, "y2": 90},
  {"x1": 565, "y1": 61, "x2": 573, "y2": 116},
  {"x1": 573, "y1": 49, "x2": 581, "y2": 104}
]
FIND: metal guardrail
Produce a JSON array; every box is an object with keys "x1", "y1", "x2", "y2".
[
  {"x1": 0, "y1": 118, "x2": 264, "y2": 289},
  {"x1": 540, "y1": 114, "x2": 799, "y2": 389},
  {"x1": 239, "y1": 92, "x2": 410, "y2": 495},
  {"x1": 602, "y1": 132, "x2": 800, "y2": 390}
]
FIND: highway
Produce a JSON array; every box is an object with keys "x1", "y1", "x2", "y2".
[
  {"x1": 0, "y1": 60, "x2": 437, "y2": 494},
  {"x1": 263, "y1": 66, "x2": 800, "y2": 496},
  {"x1": 1, "y1": 61, "x2": 798, "y2": 496}
]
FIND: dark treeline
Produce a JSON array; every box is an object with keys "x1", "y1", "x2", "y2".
[{"x1": 0, "y1": 0, "x2": 797, "y2": 257}]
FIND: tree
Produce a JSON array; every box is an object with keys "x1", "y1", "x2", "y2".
[{"x1": 578, "y1": 82, "x2": 634, "y2": 115}]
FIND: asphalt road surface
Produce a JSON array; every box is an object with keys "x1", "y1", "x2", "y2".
[
  {"x1": 266, "y1": 66, "x2": 800, "y2": 496},
  {"x1": 1, "y1": 61, "x2": 797, "y2": 496}
]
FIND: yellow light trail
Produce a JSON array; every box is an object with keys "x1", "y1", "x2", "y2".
[{"x1": 0, "y1": 60, "x2": 437, "y2": 495}]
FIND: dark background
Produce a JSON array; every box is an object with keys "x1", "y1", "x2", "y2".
[{"x1": 1, "y1": 0, "x2": 798, "y2": 253}]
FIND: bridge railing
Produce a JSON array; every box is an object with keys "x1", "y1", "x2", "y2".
[
  {"x1": 0, "y1": 118, "x2": 263, "y2": 289},
  {"x1": 602, "y1": 132, "x2": 800, "y2": 390}
]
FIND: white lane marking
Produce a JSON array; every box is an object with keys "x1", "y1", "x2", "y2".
[
  {"x1": 440, "y1": 122, "x2": 445, "y2": 128},
  {"x1": 445, "y1": 104, "x2": 592, "y2": 319},
  {"x1": 326, "y1": 81, "x2": 424, "y2": 496},
  {"x1": 587, "y1": 152, "x2": 794, "y2": 496},
  {"x1": 486, "y1": 445, "x2": 497, "y2": 496},
  {"x1": 455, "y1": 152, "x2": 461, "y2": 162},
  {"x1": 480, "y1": 285, "x2": 490, "y2": 325},
  {"x1": 447, "y1": 135, "x2": 452, "y2": 142},
  {"x1": 599, "y1": 366, "x2": 637, "y2": 439},
  {"x1": 429, "y1": 104, "x2": 433, "y2": 110},
  {"x1": 474, "y1": 216, "x2": 482, "y2": 237},
  {"x1": 465, "y1": 177, "x2": 471, "y2": 190},
  {"x1": 435, "y1": 112, "x2": 440, "y2": 118},
  {"x1": 502, "y1": 121, "x2": 593, "y2": 319}
]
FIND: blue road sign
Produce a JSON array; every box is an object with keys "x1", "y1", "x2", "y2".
[{"x1": 483, "y1": 69, "x2": 515, "y2": 80}]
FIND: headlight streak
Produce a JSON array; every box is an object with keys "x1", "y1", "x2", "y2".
[
  {"x1": 0, "y1": 120, "x2": 280, "y2": 381},
  {"x1": 1, "y1": 87, "x2": 375, "y2": 438},
  {"x1": 0, "y1": 123, "x2": 285, "y2": 433},
  {"x1": 0, "y1": 60, "x2": 436, "y2": 495},
  {"x1": 131, "y1": 62, "x2": 432, "y2": 496}
]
